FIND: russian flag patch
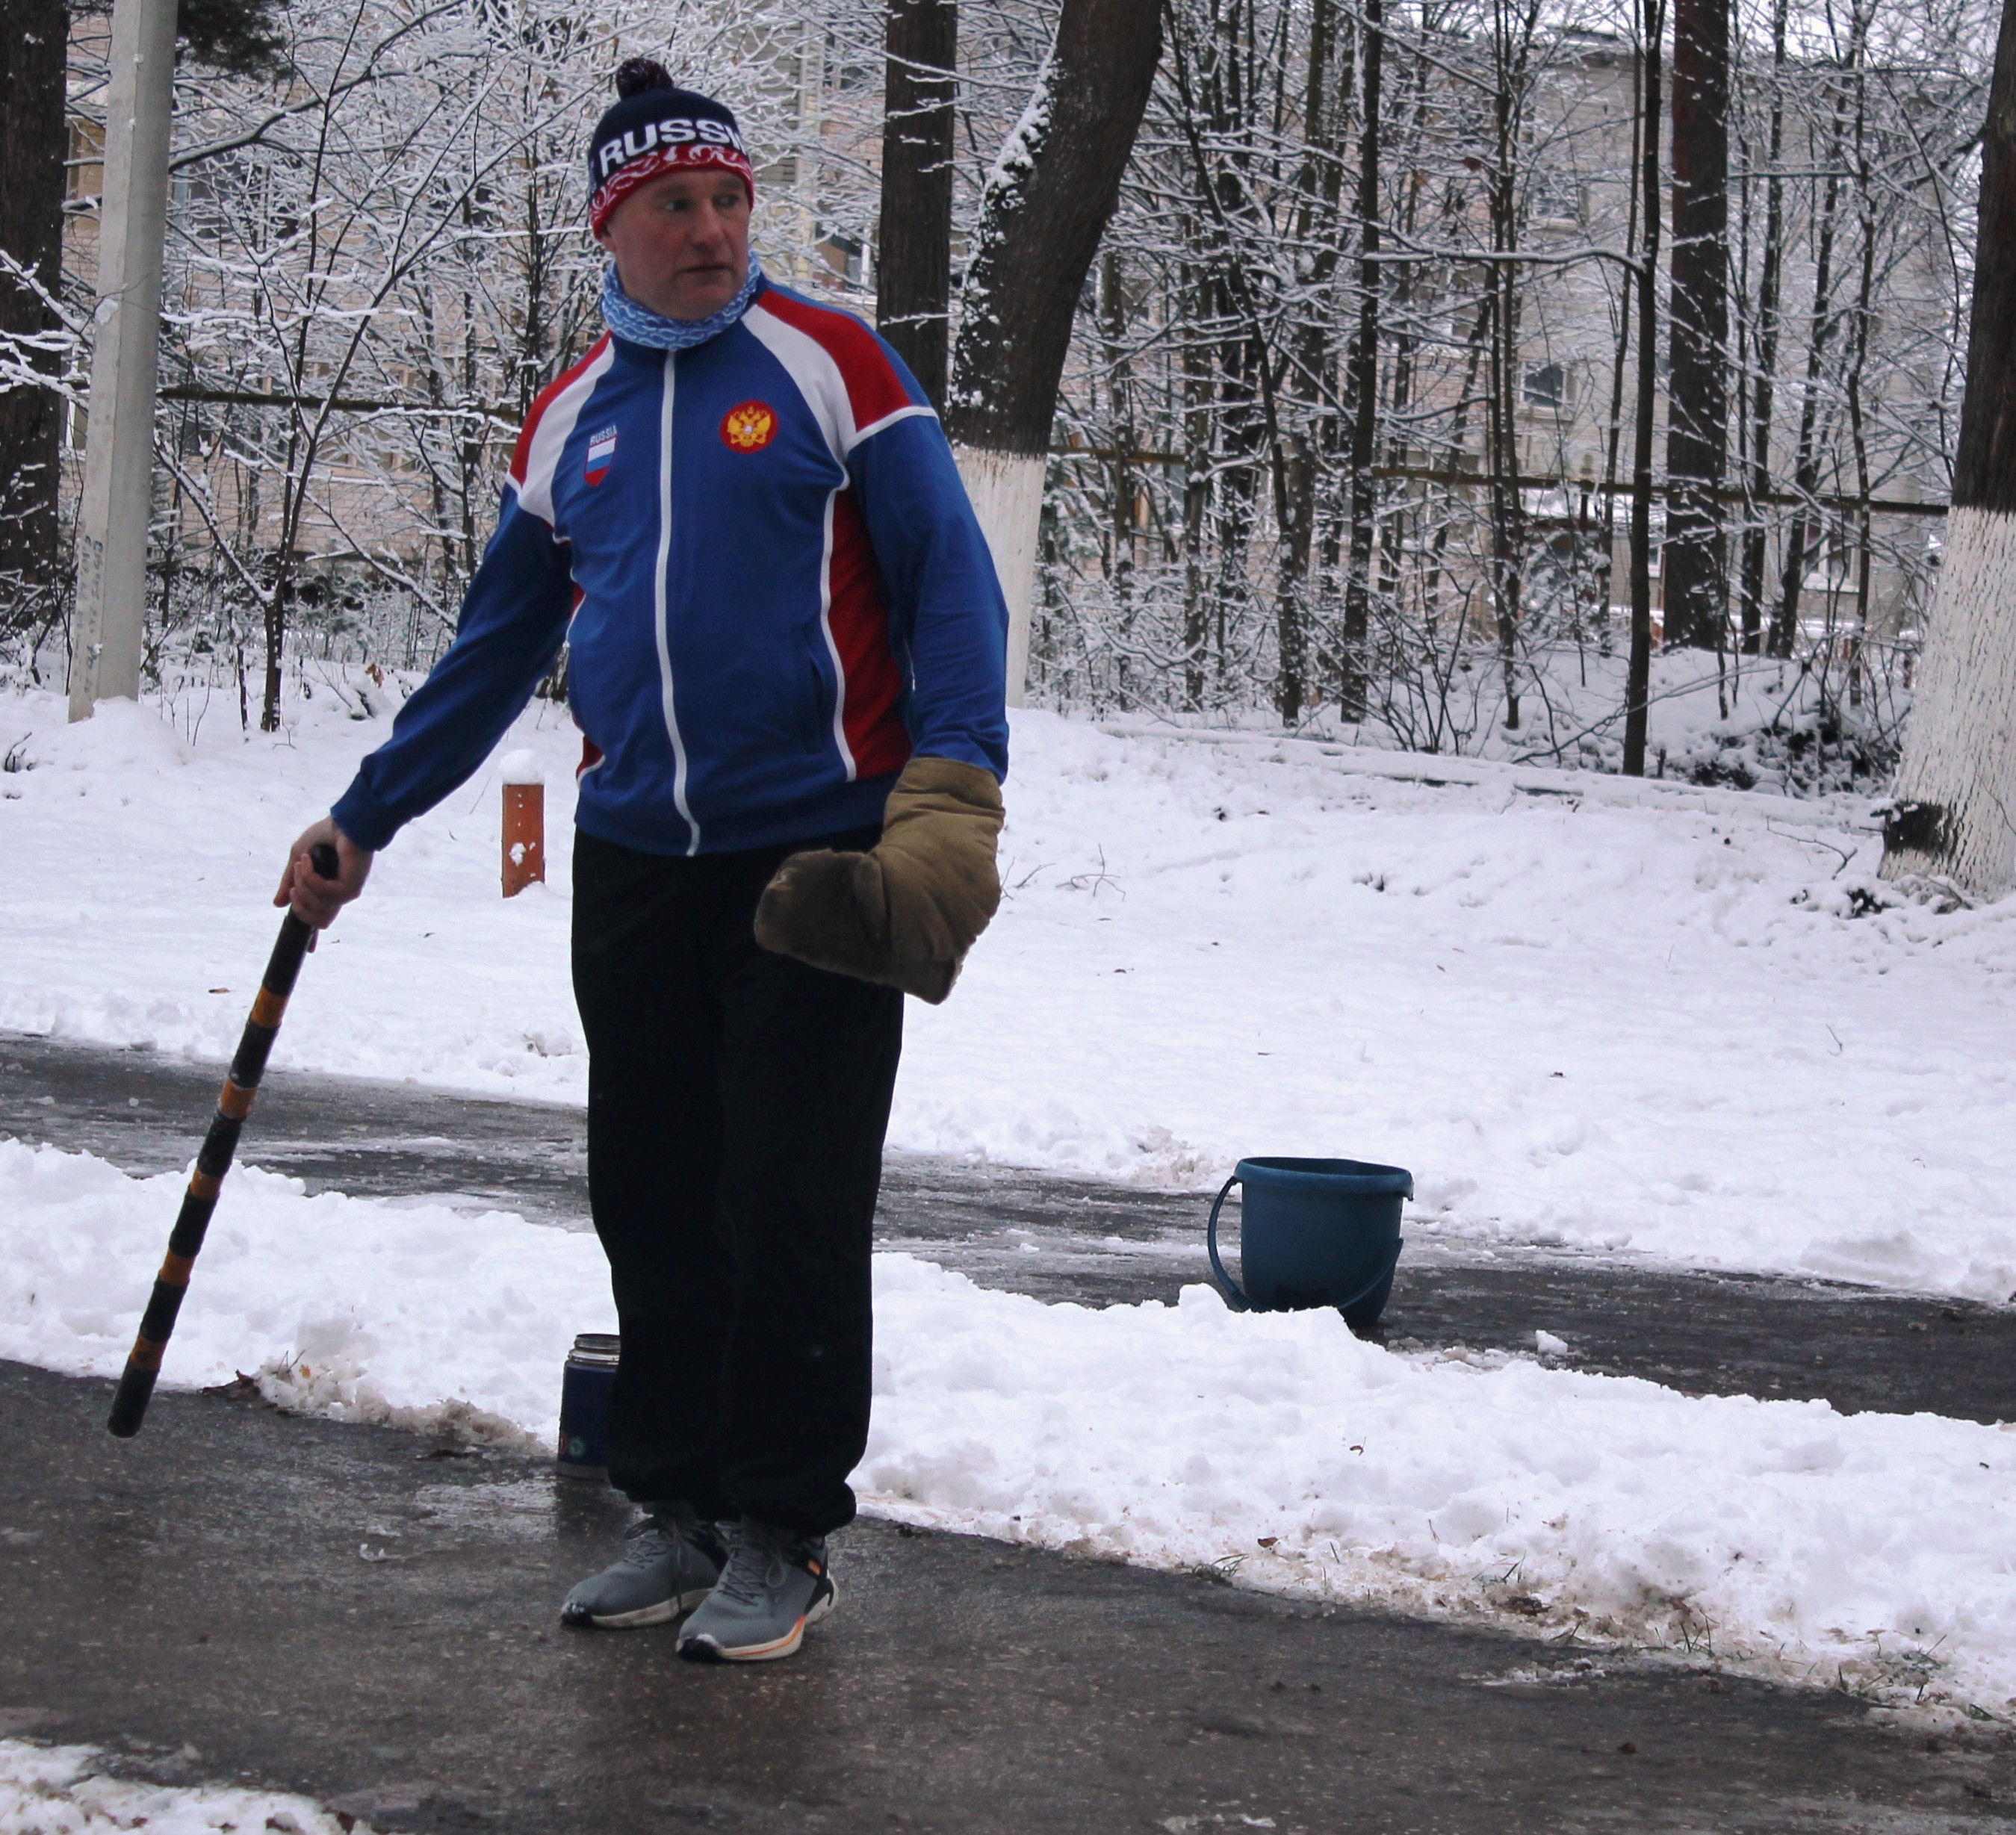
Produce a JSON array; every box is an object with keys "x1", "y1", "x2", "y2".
[{"x1": 585, "y1": 425, "x2": 617, "y2": 485}]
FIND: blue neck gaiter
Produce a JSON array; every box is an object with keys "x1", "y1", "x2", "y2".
[{"x1": 600, "y1": 252, "x2": 763, "y2": 351}]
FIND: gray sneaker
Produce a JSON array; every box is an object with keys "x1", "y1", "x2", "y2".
[
  {"x1": 561, "y1": 1509, "x2": 725, "y2": 1629},
  {"x1": 675, "y1": 1518, "x2": 836, "y2": 1662}
]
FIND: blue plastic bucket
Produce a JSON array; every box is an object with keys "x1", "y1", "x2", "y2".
[
  {"x1": 1206, "y1": 1157, "x2": 1412, "y2": 1326},
  {"x1": 556, "y1": 1332, "x2": 619, "y2": 1480}
]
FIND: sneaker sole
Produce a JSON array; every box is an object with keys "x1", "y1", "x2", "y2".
[
  {"x1": 677, "y1": 1581, "x2": 837, "y2": 1664},
  {"x1": 561, "y1": 1586, "x2": 713, "y2": 1630}
]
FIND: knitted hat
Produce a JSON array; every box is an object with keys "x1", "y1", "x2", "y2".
[{"x1": 588, "y1": 60, "x2": 754, "y2": 236}]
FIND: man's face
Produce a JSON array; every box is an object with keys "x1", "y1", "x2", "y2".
[{"x1": 594, "y1": 167, "x2": 751, "y2": 323}]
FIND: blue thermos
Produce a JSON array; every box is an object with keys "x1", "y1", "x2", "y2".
[{"x1": 556, "y1": 1332, "x2": 620, "y2": 1480}]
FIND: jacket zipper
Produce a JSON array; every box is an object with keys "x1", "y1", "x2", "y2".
[{"x1": 650, "y1": 350, "x2": 701, "y2": 854}]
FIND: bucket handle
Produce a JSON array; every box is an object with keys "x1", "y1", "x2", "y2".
[
  {"x1": 1333, "y1": 1237, "x2": 1405, "y2": 1320},
  {"x1": 1206, "y1": 1173, "x2": 1250, "y2": 1312},
  {"x1": 1208, "y1": 1173, "x2": 1406, "y2": 1320}
]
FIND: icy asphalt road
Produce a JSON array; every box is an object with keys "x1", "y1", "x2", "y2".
[
  {"x1": 7, "y1": 1356, "x2": 2016, "y2": 1835},
  {"x1": 4, "y1": 1031, "x2": 2016, "y2": 1831},
  {"x1": 1, "y1": 1029, "x2": 2011, "y2": 1421}
]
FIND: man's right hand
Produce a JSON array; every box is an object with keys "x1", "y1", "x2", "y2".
[{"x1": 275, "y1": 818, "x2": 373, "y2": 928}]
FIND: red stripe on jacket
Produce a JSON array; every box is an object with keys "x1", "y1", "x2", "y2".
[
  {"x1": 829, "y1": 486, "x2": 911, "y2": 779},
  {"x1": 749, "y1": 289, "x2": 919, "y2": 778}
]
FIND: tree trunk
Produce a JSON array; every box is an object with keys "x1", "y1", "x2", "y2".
[
  {"x1": 0, "y1": 0, "x2": 69, "y2": 631},
  {"x1": 1770, "y1": 65, "x2": 1851, "y2": 660},
  {"x1": 1624, "y1": 4, "x2": 1665, "y2": 777},
  {"x1": 946, "y1": 0, "x2": 1161, "y2": 706},
  {"x1": 1737, "y1": 0, "x2": 1787, "y2": 656},
  {"x1": 1843, "y1": 51, "x2": 1876, "y2": 713},
  {"x1": 1215, "y1": 326, "x2": 1266, "y2": 708},
  {"x1": 1477, "y1": 0, "x2": 1542, "y2": 736},
  {"x1": 1421, "y1": 296, "x2": 1492, "y2": 652},
  {"x1": 1881, "y1": 0, "x2": 2016, "y2": 895},
  {"x1": 1483, "y1": 153, "x2": 1525, "y2": 732},
  {"x1": 1339, "y1": 0, "x2": 1381, "y2": 721},
  {"x1": 1275, "y1": 0, "x2": 1343, "y2": 722},
  {"x1": 1598, "y1": 37, "x2": 1644, "y2": 651},
  {"x1": 1179, "y1": 255, "x2": 1212, "y2": 708},
  {"x1": 1378, "y1": 51, "x2": 1430, "y2": 626},
  {"x1": 877, "y1": 0, "x2": 956, "y2": 409},
  {"x1": 1483, "y1": 264, "x2": 1523, "y2": 732},
  {"x1": 1663, "y1": 0, "x2": 1729, "y2": 653},
  {"x1": 1098, "y1": 246, "x2": 1137, "y2": 606}
]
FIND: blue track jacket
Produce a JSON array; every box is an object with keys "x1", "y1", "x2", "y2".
[{"x1": 331, "y1": 281, "x2": 1010, "y2": 858}]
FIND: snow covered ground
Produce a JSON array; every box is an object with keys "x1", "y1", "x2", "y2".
[
  {"x1": 4, "y1": 1136, "x2": 2014, "y2": 1713},
  {"x1": 0, "y1": 1736, "x2": 361, "y2": 1834},
  {"x1": 4, "y1": 677, "x2": 2016, "y2": 1714},
  {"x1": 1, "y1": 678, "x2": 2012, "y2": 1296}
]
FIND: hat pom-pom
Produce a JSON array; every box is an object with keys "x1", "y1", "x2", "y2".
[
  {"x1": 612, "y1": 57, "x2": 677, "y2": 99},
  {"x1": 615, "y1": 56, "x2": 674, "y2": 98}
]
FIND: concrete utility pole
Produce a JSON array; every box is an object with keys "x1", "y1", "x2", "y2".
[{"x1": 66, "y1": 0, "x2": 176, "y2": 721}]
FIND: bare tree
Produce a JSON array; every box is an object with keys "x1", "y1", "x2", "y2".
[
  {"x1": 1663, "y1": 0, "x2": 1730, "y2": 651},
  {"x1": 1340, "y1": 0, "x2": 1383, "y2": 718},
  {"x1": 0, "y1": 0, "x2": 69, "y2": 640},
  {"x1": 1624, "y1": 0, "x2": 1665, "y2": 775},
  {"x1": 1767, "y1": 33, "x2": 1855, "y2": 660},
  {"x1": 878, "y1": 0, "x2": 957, "y2": 406},
  {"x1": 945, "y1": 0, "x2": 1161, "y2": 702},
  {"x1": 1882, "y1": 0, "x2": 2016, "y2": 893},
  {"x1": 1735, "y1": 0, "x2": 1788, "y2": 656}
]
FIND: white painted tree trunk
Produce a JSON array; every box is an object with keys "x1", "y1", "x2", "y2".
[
  {"x1": 954, "y1": 443, "x2": 1045, "y2": 709},
  {"x1": 1882, "y1": 504, "x2": 2016, "y2": 897}
]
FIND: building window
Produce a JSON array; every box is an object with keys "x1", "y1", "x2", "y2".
[
  {"x1": 824, "y1": 29, "x2": 875, "y2": 91},
  {"x1": 817, "y1": 231, "x2": 865, "y2": 286},
  {"x1": 66, "y1": 117, "x2": 105, "y2": 204},
  {"x1": 1523, "y1": 362, "x2": 1566, "y2": 411}
]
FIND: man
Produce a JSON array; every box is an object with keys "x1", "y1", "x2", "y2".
[{"x1": 276, "y1": 60, "x2": 1009, "y2": 1663}]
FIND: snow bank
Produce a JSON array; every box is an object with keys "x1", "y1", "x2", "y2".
[
  {"x1": 867, "y1": 1255, "x2": 2016, "y2": 1711},
  {"x1": 7, "y1": 1139, "x2": 2015, "y2": 1712},
  {"x1": 0, "y1": 1739, "x2": 363, "y2": 1834},
  {"x1": 0, "y1": 1140, "x2": 604, "y2": 1447},
  {"x1": 3, "y1": 683, "x2": 2015, "y2": 1297}
]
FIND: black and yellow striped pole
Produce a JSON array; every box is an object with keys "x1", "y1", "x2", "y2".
[{"x1": 107, "y1": 841, "x2": 339, "y2": 1438}]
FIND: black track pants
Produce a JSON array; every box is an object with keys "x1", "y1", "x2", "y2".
[{"x1": 571, "y1": 825, "x2": 902, "y2": 1537}]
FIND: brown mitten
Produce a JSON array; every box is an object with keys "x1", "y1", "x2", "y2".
[{"x1": 754, "y1": 755, "x2": 1004, "y2": 1003}]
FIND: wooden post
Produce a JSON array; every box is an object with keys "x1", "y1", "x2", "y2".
[{"x1": 499, "y1": 750, "x2": 545, "y2": 897}]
